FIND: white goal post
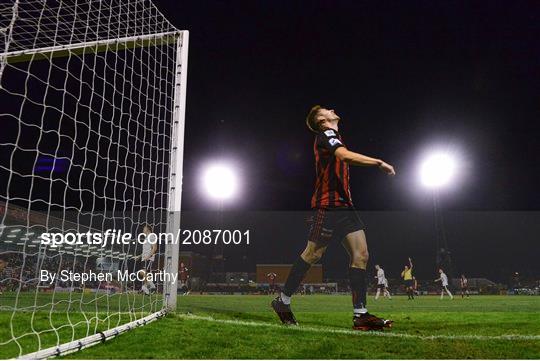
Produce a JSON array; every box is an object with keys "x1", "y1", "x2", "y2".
[
  {"x1": 0, "y1": 0, "x2": 187, "y2": 358},
  {"x1": 164, "y1": 25, "x2": 188, "y2": 314}
]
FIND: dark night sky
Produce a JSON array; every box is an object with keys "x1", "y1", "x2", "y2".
[
  {"x1": 1, "y1": 1, "x2": 539, "y2": 281},
  {"x1": 152, "y1": 0, "x2": 540, "y2": 280},
  {"x1": 153, "y1": 0, "x2": 540, "y2": 212}
]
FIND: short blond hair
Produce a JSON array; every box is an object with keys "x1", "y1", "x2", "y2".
[
  {"x1": 305, "y1": 105, "x2": 322, "y2": 133},
  {"x1": 143, "y1": 223, "x2": 153, "y2": 232}
]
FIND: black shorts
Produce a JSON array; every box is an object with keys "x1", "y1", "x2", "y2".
[
  {"x1": 307, "y1": 207, "x2": 365, "y2": 244},
  {"x1": 377, "y1": 284, "x2": 385, "y2": 289},
  {"x1": 404, "y1": 280, "x2": 413, "y2": 287}
]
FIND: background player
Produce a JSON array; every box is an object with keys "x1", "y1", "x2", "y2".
[
  {"x1": 266, "y1": 272, "x2": 277, "y2": 294},
  {"x1": 435, "y1": 268, "x2": 454, "y2": 300},
  {"x1": 412, "y1": 276, "x2": 419, "y2": 296},
  {"x1": 271, "y1": 105, "x2": 395, "y2": 331},
  {"x1": 138, "y1": 224, "x2": 157, "y2": 295},
  {"x1": 374, "y1": 264, "x2": 389, "y2": 300},
  {"x1": 401, "y1": 257, "x2": 414, "y2": 300},
  {"x1": 383, "y1": 276, "x2": 392, "y2": 299},
  {"x1": 460, "y1": 274, "x2": 470, "y2": 298},
  {"x1": 179, "y1": 262, "x2": 190, "y2": 295},
  {"x1": 0, "y1": 257, "x2": 6, "y2": 294}
]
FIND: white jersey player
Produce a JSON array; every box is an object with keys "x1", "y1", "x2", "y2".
[
  {"x1": 141, "y1": 229, "x2": 157, "y2": 263},
  {"x1": 435, "y1": 268, "x2": 453, "y2": 300},
  {"x1": 374, "y1": 265, "x2": 391, "y2": 300},
  {"x1": 139, "y1": 224, "x2": 157, "y2": 295},
  {"x1": 383, "y1": 277, "x2": 391, "y2": 299}
]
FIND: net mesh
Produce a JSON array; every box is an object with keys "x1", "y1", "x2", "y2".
[{"x1": 0, "y1": 0, "x2": 183, "y2": 357}]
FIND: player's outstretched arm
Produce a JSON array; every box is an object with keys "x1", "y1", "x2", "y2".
[
  {"x1": 334, "y1": 147, "x2": 395, "y2": 175},
  {"x1": 408, "y1": 257, "x2": 413, "y2": 270}
]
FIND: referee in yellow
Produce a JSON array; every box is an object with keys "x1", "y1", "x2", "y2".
[{"x1": 401, "y1": 257, "x2": 414, "y2": 300}]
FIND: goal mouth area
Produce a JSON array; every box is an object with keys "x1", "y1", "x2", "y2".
[
  {"x1": 1, "y1": 25, "x2": 188, "y2": 361},
  {"x1": 1, "y1": 0, "x2": 189, "y2": 358}
]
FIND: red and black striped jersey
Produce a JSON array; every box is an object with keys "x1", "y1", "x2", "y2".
[{"x1": 311, "y1": 128, "x2": 353, "y2": 209}]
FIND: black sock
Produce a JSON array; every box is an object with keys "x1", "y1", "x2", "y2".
[
  {"x1": 349, "y1": 267, "x2": 367, "y2": 314},
  {"x1": 282, "y1": 256, "x2": 311, "y2": 297}
]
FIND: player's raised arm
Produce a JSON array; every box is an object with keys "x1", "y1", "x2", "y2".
[
  {"x1": 408, "y1": 257, "x2": 413, "y2": 270},
  {"x1": 314, "y1": 124, "x2": 395, "y2": 176},
  {"x1": 334, "y1": 147, "x2": 395, "y2": 175}
]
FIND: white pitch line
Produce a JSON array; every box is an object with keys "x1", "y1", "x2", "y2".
[{"x1": 176, "y1": 313, "x2": 540, "y2": 341}]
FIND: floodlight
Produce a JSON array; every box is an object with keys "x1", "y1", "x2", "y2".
[
  {"x1": 420, "y1": 152, "x2": 457, "y2": 189},
  {"x1": 202, "y1": 162, "x2": 239, "y2": 200}
]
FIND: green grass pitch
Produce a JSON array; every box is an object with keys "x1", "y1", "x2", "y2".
[{"x1": 1, "y1": 294, "x2": 539, "y2": 359}]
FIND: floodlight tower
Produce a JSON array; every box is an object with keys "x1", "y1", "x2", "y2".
[
  {"x1": 201, "y1": 161, "x2": 239, "y2": 279},
  {"x1": 419, "y1": 152, "x2": 457, "y2": 273}
]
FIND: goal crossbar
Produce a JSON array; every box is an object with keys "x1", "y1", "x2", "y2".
[{"x1": 1, "y1": 31, "x2": 181, "y2": 64}]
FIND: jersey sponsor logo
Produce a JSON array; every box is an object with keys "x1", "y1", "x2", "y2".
[
  {"x1": 324, "y1": 129, "x2": 336, "y2": 137},
  {"x1": 329, "y1": 138, "x2": 342, "y2": 146}
]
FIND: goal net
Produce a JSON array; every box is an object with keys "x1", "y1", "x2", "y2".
[{"x1": 0, "y1": 0, "x2": 187, "y2": 358}]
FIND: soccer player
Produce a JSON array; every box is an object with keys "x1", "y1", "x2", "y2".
[
  {"x1": 435, "y1": 268, "x2": 454, "y2": 300},
  {"x1": 401, "y1": 257, "x2": 414, "y2": 300},
  {"x1": 460, "y1": 274, "x2": 470, "y2": 298},
  {"x1": 383, "y1": 277, "x2": 392, "y2": 299},
  {"x1": 0, "y1": 257, "x2": 7, "y2": 294},
  {"x1": 271, "y1": 106, "x2": 395, "y2": 330},
  {"x1": 267, "y1": 272, "x2": 277, "y2": 294},
  {"x1": 374, "y1": 264, "x2": 386, "y2": 300},
  {"x1": 412, "y1": 276, "x2": 419, "y2": 296},
  {"x1": 179, "y1": 262, "x2": 190, "y2": 295},
  {"x1": 138, "y1": 224, "x2": 157, "y2": 295}
]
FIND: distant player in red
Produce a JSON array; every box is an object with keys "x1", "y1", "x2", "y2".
[
  {"x1": 412, "y1": 276, "x2": 419, "y2": 296},
  {"x1": 271, "y1": 105, "x2": 395, "y2": 331},
  {"x1": 179, "y1": 262, "x2": 190, "y2": 295},
  {"x1": 460, "y1": 274, "x2": 470, "y2": 298},
  {"x1": 0, "y1": 258, "x2": 7, "y2": 294},
  {"x1": 267, "y1": 272, "x2": 277, "y2": 294}
]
